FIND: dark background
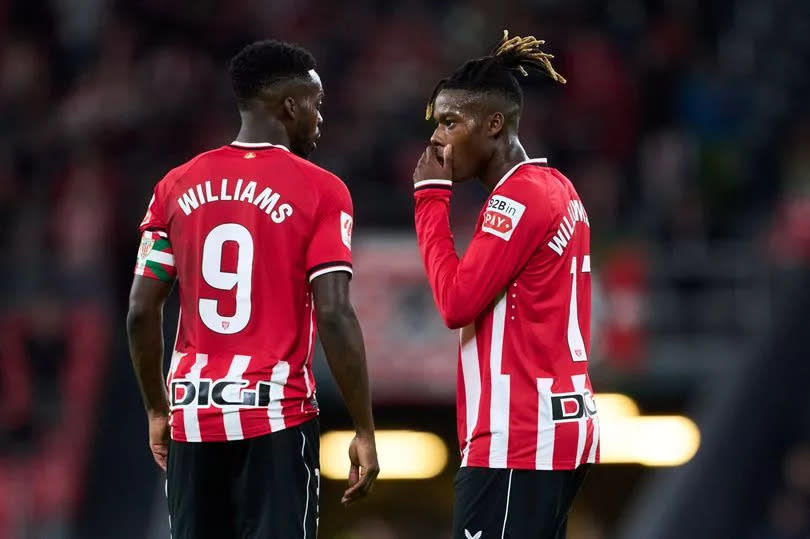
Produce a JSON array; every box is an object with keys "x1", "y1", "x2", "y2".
[{"x1": 1, "y1": 0, "x2": 809, "y2": 537}]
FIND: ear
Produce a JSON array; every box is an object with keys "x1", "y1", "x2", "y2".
[
  {"x1": 487, "y1": 112, "x2": 505, "y2": 137},
  {"x1": 283, "y1": 96, "x2": 296, "y2": 119}
]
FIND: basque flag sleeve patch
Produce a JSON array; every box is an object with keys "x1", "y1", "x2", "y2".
[{"x1": 134, "y1": 230, "x2": 177, "y2": 282}]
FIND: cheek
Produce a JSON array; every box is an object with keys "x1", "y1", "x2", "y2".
[{"x1": 299, "y1": 112, "x2": 317, "y2": 134}]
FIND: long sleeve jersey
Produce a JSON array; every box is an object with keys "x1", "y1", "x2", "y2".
[{"x1": 414, "y1": 159, "x2": 599, "y2": 470}]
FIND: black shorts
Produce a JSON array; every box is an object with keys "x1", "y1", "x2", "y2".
[
  {"x1": 167, "y1": 418, "x2": 320, "y2": 539},
  {"x1": 453, "y1": 465, "x2": 590, "y2": 539}
]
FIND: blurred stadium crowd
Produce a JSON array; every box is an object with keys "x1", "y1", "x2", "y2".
[{"x1": 0, "y1": 0, "x2": 808, "y2": 538}]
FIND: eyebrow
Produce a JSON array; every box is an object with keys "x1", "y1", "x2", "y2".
[{"x1": 436, "y1": 111, "x2": 460, "y2": 121}]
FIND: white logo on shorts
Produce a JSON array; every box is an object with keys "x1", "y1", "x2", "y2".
[{"x1": 465, "y1": 530, "x2": 482, "y2": 539}]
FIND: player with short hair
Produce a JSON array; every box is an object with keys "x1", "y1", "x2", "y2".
[
  {"x1": 127, "y1": 40, "x2": 378, "y2": 539},
  {"x1": 413, "y1": 31, "x2": 599, "y2": 538}
]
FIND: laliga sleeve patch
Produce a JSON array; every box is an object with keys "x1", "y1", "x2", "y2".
[
  {"x1": 481, "y1": 195, "x2": 526, "y2": 241},
  {"x1": 340, "y1": 211, "x2": 353, "y2": 250}
]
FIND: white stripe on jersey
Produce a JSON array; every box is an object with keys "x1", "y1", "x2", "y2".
[
  {"x1": 536, "y1": 378, "x2": 555, "y2": 468},
  {"x1": 567, "y1": 257, "x2": 588, "y2": 363},
  {"x1": 183, "y1": 354, "x2": 208, "y2": 442},
  {"x1": 169, "y1": 307, "x2": 184, "y2": 380},
  {"x1": 587, "y1": 400, "x2": 600, "y2": 464},
  {"x1": 460, "y1": 324, "x2": 481, "y2": 467},
  {"x1": 302, "y1": 301, "x2": 315, "y2": 411},
  {"x1": 268, "y1": 361, "x2": 291, "y2": 432},
  {"x1": 489, "y1": 294, "x2": 510, "y2": 468},
  {"x1": 168, "y1": 351, "x2": 185, "y2": 382},
  {"x1": 222, "y1": 355, "x2": 252, "y2": 440},
  {"x1": 571, "y1": 374, "x2": 588, "y2": 465}
]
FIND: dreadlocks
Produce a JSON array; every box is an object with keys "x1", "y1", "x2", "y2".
[{"x1": 425, "y1": 30, "x2": 566, "y2": 120}]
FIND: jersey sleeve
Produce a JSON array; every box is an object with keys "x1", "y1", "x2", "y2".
[
  {"x1": 414, "y1": 176, "x2": 552, "y2": 329},
  {"x1": 134, "y1": 186, "x2": 177, "y2": 282},
  {"x1": 305, "y1": 176, "x2": 354, "y2": 282},
  {"x1": 139, "y1": 189, "x2": 168, "y2": 234}
]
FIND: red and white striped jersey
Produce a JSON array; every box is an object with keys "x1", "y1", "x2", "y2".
[
  {"x1": 414, "y1": 159, "x2": 599, "y2": 470},
  {"x1": 135, "y1": 142, "x2": 354, "y2": 442}
]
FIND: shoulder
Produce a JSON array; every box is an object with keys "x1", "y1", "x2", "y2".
[
  {"x1": 506, "y1": 163, "x2": 575, "y2": 206},
  {"x1": 286, "y1": 153, "x2": 351, "y2": 199},
  {"x1": 157, "y1": 147, "x2": 227, "y2": 191},
  {"x1": 489, "y1": 163, "x2": 563, "y2": 228},
  {"x1": 493, "y1": 163, "x2": 555, "y2": 204}
]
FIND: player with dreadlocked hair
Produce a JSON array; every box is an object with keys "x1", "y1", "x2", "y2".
[
  {"x1": 414, "y1": 31, "x2": 598, "y2": 539},
  {"x1": 425, "y1": 30, "x2": 566, "y2": 121}
]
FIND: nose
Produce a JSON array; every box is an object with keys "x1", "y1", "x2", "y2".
[
  {"x1": 429, "y1": 128, "x2": 443, "y2": 148},
  {"x1": 317, "y1": 111, "x2": 323, "y2": 127}
]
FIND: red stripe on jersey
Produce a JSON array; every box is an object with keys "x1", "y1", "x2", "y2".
[
  {"x1": 579, "y1": 377, "x2": 596, "y2": 465},
  {"x1": 581, "y1": 415, "x2": 595, "y2": 466},
  {"x1": 168, "y1": 353, "x2": 197, "y2": 442},
  {"x1": 552, "y1": 376, "x2": 579, "y2": 469},
  {"x1": 465, "y1": 311, "x2": 495, "y2": 467},
  {"x1": 459, "y1": 325, "x2": 481, "y2": 465},
  {"x1": 506, "y1": 355, "x2": 540, "y2": 467},
  {"x1": 457, "y1": 347, "x2": 468, "y2": 460}
]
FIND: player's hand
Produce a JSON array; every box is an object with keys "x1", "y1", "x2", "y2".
[
  {"x1": 413, "y1": 144, "x2": 454, "y2": 184},
  {"x1": 148, "y1": 412, "x2": 170, "y2": 471},
  {"x1": 342, "y1": 433, "x2": 379, "y2": 506}
]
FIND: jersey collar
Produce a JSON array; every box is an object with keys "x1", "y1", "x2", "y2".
[
  {"x1": 230, "y1": 141, "x2": 291, "y2": 152},
  {"x1": 493, "y1": 158, "x2": 548, "y2": 190}
]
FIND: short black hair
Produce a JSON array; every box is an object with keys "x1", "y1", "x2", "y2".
[
  {"x1": 426, "y1": 30, "x2": 566, "y2": 120},
  {"x1": 229, "y1": 40, "x2": 317, "y2": 101}
]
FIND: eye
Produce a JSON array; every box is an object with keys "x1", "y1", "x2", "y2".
[{"x1": 445, "y1": 120, "x2": 456, "y2": 128}]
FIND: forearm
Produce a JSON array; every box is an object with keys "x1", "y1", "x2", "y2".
[
  {"x1": 415, "y1": 193, "x2": 483, "y2": 328},
  {"x1": 126, "y1": 307, "x2": 169, "y2": 416},
  {"x1": 318, "y1": 307, "x2": 375, "y2": 436}
]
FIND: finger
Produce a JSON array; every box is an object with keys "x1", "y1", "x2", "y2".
[
  {"x1": 341, "y1": 474, "x2": 367, "y2": 504},
  {"x1": 414, "y1": 148, "x2": 430, "y2": 171},
  {"x1": 426, "y1": 147, "x2": 437, "y2": 165},
  {"x1": 153, "y1": 451, "x2": 167, "y2": 471},
  {"x1": 443, "y1": 144, "x2": 453, "y2": 176},
  {"x1": 341, "y1": 466, "x2": 379, "y2": 505},
  {"x1": 347, "y1": 463, "x2": 359, "y2": 487},
  {"x1": 341, "y1": 477, "x2": 374, "y2": 505}
]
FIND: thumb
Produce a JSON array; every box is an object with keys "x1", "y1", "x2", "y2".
[{"x1": 442, "y1": 144, "x2": 454, "y2": 179}]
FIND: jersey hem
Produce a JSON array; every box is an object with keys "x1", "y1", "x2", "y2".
[
  {"x1": 170, "y1": 410, "x2": 319, "y2": 443},
  {"x1": 307, "y1": 261, "x2": 353, "y2": 281},
  {"x1": 460, "y1": 457, "x2": 594, "y2": 471}
]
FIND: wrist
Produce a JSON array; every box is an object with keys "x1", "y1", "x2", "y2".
[
  {"x1": 147, "y1": 407, "x2": 169, "y2": 419},
  {"x1": 414, "y1": 179, "x2": 453, "y2": 191},
  {"x1": 354, "y1": 427, "x2": 375, "y2": 439}
]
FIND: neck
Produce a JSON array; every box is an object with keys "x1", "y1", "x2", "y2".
[
  {"x1": 479, "y1": 136, "x2": 529, "y2": 191},
  {"x1": 234, "y1": 110, "x2": 290, "y2": 148}
]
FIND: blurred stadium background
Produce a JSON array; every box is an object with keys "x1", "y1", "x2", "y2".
[{"x1": 2, "y1": 0, "x2": 809, "y2": 537}]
